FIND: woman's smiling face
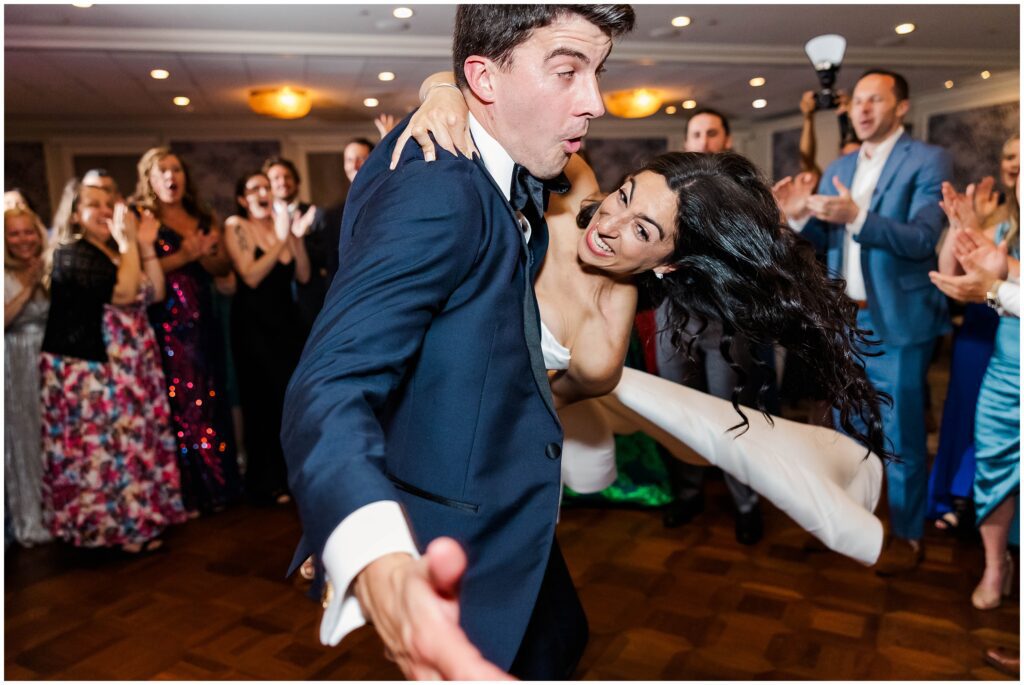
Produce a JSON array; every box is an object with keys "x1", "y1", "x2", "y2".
[{"x1": 577, "y1": 171, "x2": 678, "y2": 277}]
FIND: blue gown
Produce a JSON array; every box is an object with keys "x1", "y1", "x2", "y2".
[
  {"x1": 926, "y1": 303, "x2": 999, "y2": 521},
  {"x1": 973, "y1": 223, "x2": 1020, "y2": 543}
]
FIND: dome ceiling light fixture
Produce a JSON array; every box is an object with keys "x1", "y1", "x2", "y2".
[
  {"x1": 172, "y1": 96, "x2": 191, "y2": 107},
  {"x1": 363, "y1": 97, "x2": 380, "y2": 108},
  {"x1": 894, "y1": 22, "x2": 916, "y2": 35},
  {"x1": 749, "y1": 76, "x2": 766, "y2": 87},
  {"x1": 603, "y1": 88, "x2": 664, "y2": 119},
  {"x1": 671, "y1": 16, "x2": 691, "y2": 28},
  {"x1": 393, "y1": 7, "x2": 414, "y2": 19},
  {"x1": 378, "y1": 71, "x2": 396, "y2": 82},
  {"x1": 682, "y1": 99, "x2": 697, "y2": 110},
  {"x1": 248, "y1": 86, "x2": 313, "y2": 119},
  {"x1": 150, "y1": 68, "x2": 170, "y2": 80}
]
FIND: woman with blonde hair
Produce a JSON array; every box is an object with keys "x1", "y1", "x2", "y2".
[
  {"x1": 131, "y1": 147, "x2": 241, "y2": 515},
  {"x1": 5, "y1": 206, "x2": 51, "y2": 545},
  {"x1": 40, "y1": 179, "x2": 186, "y2": 552}
]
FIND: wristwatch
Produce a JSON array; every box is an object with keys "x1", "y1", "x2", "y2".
[{"x1": 985, "y1": 279, "x2": 1005, "y2": 311}]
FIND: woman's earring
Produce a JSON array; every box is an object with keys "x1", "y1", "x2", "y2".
[{"x1": 655, "y1": 271, "x2": 664, "y2": 280}]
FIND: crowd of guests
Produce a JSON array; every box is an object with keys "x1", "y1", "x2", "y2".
[
  {"x1": 4, "y1": 137, "x2": 374, "y2": 554},
  {"x1": 3, "y1": 68, "x2": 1020, "y2": 671}
]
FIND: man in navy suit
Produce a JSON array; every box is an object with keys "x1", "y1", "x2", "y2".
[
  {"x1": 281, "y1": 5, "x2": 635, "y2": 680},
  {"x1": 775, "y1": 69, "x2": 952, "y2": 576}
]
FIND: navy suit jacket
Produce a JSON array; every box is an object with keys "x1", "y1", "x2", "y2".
[
  {"x1": 800, "y1": 132, "x2": 952, "y2": 346},
  {"x1": 281, "y1": 117, "x2": 564, "y2": 669}
]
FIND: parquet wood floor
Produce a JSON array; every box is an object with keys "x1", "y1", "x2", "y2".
[
  {"x1": 5, "y1": 341, "x2": 1020, "y2": 680},
  {"x1": 4, "y1": 483, "x2": 1018, "y2": 680}
]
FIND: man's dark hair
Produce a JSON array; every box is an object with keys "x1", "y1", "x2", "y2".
[
  {"x1": 261, "y1": 156, "x2": 301, "y2": 185},
  {"x1": 452, "y1": 5, "x2": 635, "y2": 90},
  {"x1": 346, "y1": 137, "x2": 376, "y2": 152},
  {"x1": 859, "y1": 69, "x2": 910, "y2": 101},
  {"x1": 686, "y1": 107, "x2": 731, "y2": 137}
]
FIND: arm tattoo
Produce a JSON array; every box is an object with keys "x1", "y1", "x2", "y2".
[{"x1": 234, "y1": 222, "x2": 250, "y2": 253}]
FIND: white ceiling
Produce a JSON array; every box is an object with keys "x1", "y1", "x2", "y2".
[{"x1": 4, "y1": 3, "x2": 1020, "y2": 132}]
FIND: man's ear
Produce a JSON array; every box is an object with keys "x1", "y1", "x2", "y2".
[
  {"x1": 237, "y1": 196, "x2": 249, "y2": 213},
  {"x1": 463, "y1": 55, "x2": 498, "y2": 104},
  {"x1": 896, "y1": 99, "x2": 910, "y2": 120}
]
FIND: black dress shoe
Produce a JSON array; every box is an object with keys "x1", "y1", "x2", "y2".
[
  {"x1": 662, "y1": 495, "x2": 704, "y2": 528},
  {"x1": 735, "y1": 506, "x2": 763, "y2": 545}
]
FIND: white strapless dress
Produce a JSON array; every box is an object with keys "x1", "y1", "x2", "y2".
[{"x1": 540, "y1": 322, "x2": 884, "y2": 566}]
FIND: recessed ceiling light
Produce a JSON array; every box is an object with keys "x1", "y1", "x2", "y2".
[
  {"x1": 150, "y1": 69, "x2": 170, "y2": 80},
  {"x1": 682, "y1": 99, "x2": 697, "y2": 110},
  {"x1": 378, "y1": 71, "x2": 396, "y2": 82},
  {"x1": 665, "y1": 105, "x2": 678, "y2": 114},
  {"x1": 895, "y1": 23, "x2": 915, "y2": 35},
  {"x1": 671, "y1": 16, "x2": 691, "y2": 28},
  {"x1": 981, "y1": 70, "x2": 992, "y2": 79},
  {"x1": 71, "y1": 2, "x2": 92, "y2": 7},
  {"x1": 173, "y1": 96, "x2": 190, "y2": 107},
  {"x1": 944, "y1": 80, "x2": 954, "y2": 89},
  {"x1": 752, "y1": 99, "x2": 768, "y2": 109},
  {"x1": 364, "y1": 97, "x2": 380, "y2": 107},
  {"x1": 749, "y1": 76, "x2": 766, "y2": 87},
  {"x1": 393, "y1": 7, "x2": 413, "y2": 19}
]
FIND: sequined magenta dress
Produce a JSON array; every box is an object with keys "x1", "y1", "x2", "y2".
[{"x1": 149, "y1": 223, "x2": 241, "y2": 513}]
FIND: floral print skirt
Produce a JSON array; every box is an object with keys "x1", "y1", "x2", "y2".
[{"x1": 41, "y1": 297, "x2": 187, "y2": 547}]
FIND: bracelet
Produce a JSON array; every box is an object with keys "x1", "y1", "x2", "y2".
[{"x1": 422, "y1": 82, "x2": 460, "y2": 103}]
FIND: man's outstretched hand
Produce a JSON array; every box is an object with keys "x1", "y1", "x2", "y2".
[{"x1": 354, "y1": 537, "x2": 515, "y2": 681}]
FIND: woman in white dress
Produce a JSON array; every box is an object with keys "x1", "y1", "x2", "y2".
[{"x1": 392, "y1": 76, "x2": 890, "y2": 564}]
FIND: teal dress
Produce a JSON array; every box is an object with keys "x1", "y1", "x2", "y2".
[{"x1": 973, "y1": 222, "x2": 1020, "y2": 541}]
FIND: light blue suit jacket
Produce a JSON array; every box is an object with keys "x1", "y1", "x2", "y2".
[{"x1": 800, "y1": 131, "x2": 953, "y2": 347}]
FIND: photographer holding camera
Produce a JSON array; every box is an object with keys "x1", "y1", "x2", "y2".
[{"x1": 799, "y1": 89, "x2": 862, "y2": 182}]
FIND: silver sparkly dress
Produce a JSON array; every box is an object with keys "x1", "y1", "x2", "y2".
[{"x1": 5, "y1": 272, "x2": 52, "y2": 545}]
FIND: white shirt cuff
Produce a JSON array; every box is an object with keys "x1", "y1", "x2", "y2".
[
  {"x1": 319, "y1": 500, "x2": 420, "y2": 646},
  {"x1": 787, "y1": 215, "x2": 809, "y2": 233},
  {"x1": 997, "y1": 280, "x2": 1020, "y2": 318},
  {"x1": 846, "y1": 206, "x2": 868, "y2": 235}
]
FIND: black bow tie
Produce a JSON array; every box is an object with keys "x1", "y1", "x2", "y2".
[{"x1": 510, "y1": 163, "x2": 570, "y2": 218}]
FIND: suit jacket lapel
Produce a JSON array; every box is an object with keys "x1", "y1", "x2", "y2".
[
  {"x1": 869, "y1": 132, "x2": 912, "y2": 212},
  {"x1": 470, "y1": 153, "x2": 559, "y2": 423}
]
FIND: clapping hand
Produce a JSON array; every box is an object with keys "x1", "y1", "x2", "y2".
[
  {"x1": 24, "y1": 256, "x2": 45, "y2": 287},
  {"x1": 953, "y1": 227, "x2": 1009, "y2": 279},
  {"x1": 939, "y1": 181, "x2": 982, "y2": 232},
  {"x1": 374, "y1": 114, "x2": 398, "y2": 140},
  {"x1": 109, "y1": 203, "x2": 137, "y2": 255},
  {"x1": 291, "y1": 205, "x2": 317, "y2": 239},
  {"x1": 970, "y1": 176, "x2": 1000, "y2": 225},
  {"x1": 137, "y1": 208, "x2": 160, "y2": 247},
  {"x1": 181, "y1": 229, "x2": 220, "y2": 260},
  {"x1": 273, "y1": 203, "x2": 292, "y2": 243},
  {"x1": 772, "y1": 171, "x2": 817, "y2": 221},
  {"x1": 353, "y1": 538, "x2": 514, "y2": 681},
  {"x1": 806, "y1": 176, "x2": 860, "y2": 224}
]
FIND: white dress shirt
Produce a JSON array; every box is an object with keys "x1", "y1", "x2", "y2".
[
  {"x1": 317, "y1": 111, "x2": 525, "y2": 647},
  {"x1": 790, "y1": 125, "x2": 905, "y2": 301}
]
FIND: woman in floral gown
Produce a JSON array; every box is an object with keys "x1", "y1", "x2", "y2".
[
  {"x1": 131, "y1": 148, "x2": 241, "y2": 515},
  {"x1": 40, "y1": 179, "x2": 186, "y2": 551}
]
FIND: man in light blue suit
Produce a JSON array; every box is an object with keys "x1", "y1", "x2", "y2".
[{"x1": 775, "y1": 69, "x2": 952, "y2": 575}]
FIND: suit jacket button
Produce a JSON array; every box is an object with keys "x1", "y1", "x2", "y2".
[{"x1": 545, "y1": 442, "x2": 561, "y2": 460}]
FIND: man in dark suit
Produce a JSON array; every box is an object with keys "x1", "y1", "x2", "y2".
[
  {"x1": 282, "y1": 5, "x2": 635, "y2": 680},
  {"x1": 775, "y1": 68, "x2": 952, "y2": 576},
  {"x1": 655, "y1": 107, "x2": 770, "y2": 545},
  {"x1": 300, "y1": 138, "x2": 376, "y2": 332}
]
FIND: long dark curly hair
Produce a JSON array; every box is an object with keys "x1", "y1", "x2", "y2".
[{"x1": 582, "y1": 151, "x2": 892, "y2": 460}]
